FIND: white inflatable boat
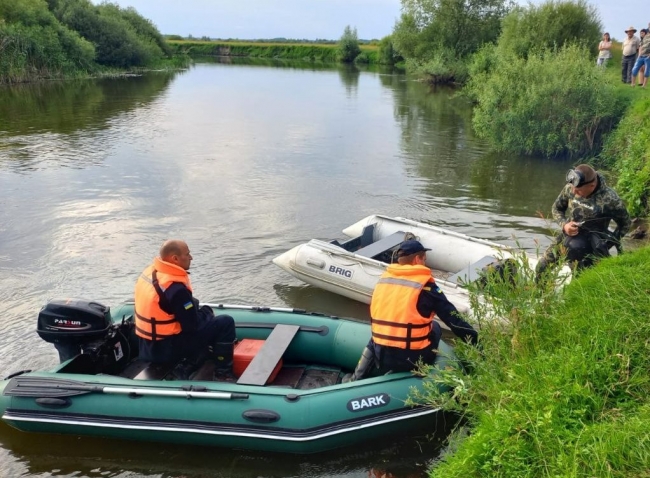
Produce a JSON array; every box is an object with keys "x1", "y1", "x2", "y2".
[{"x1": 273, "y1": 215, "x2": 571, "y2": 318}]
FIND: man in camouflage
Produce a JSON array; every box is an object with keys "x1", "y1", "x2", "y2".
[{"x1": 535, "y1": 164, "x2": 631, "y2": 279}]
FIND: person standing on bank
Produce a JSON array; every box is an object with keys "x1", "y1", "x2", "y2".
[
  {"x1": 597, "y1": 32, "x2": 612, "y2": 67},
  {"x1": 346, "y1": 240, "x2": 478, "y2": 381},
  {"x1": 622, "y1": 26, "x2": 641, "y2": 83},
  {"x1": 535, "y1": 165, "x2": 631, "y2": 280},
  {"x1": 631, "y1": 29, "x2": 650, "y2": 87},
  {"x1": 134, "y1": 239, "x2": 236, "y2": 378}
]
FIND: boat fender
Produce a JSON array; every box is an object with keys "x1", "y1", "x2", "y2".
[{"x1": 242, "y1": 409, "x2": 281, "y2": 423}]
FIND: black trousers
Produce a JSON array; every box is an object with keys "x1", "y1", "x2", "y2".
[
  {"x1": 138, "y1": 310, "x2": 236, "y2": 364},
  {"x1": 622, "y1": 54, "x2": 637, "y2": 83},
  {"x1": 370, "y1": 321, "x2": 443, "y2": 374}
]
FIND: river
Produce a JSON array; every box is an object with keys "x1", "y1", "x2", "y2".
[{"x1": 0, "y1": 58, "x2": 575, "y2": 477}]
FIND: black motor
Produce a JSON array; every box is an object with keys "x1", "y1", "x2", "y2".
[
  {"x1": 37, "y1": 299, "x2": 112, "y2": 345},
  {"x1": 37, "y1": 299, "x2": 119, "y2": 364}
]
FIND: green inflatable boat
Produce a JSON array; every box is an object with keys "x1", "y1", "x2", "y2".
[{"x1": 0, "y1": 299, "x2": 459, "y2": 454}]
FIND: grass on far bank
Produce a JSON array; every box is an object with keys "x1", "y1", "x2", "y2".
[
  {"x1": 167, "y1": 40, "x2": 379, "y2": 63},
  {"x1": 418, "y1": 246, "x2": 650, "y2": 477}
]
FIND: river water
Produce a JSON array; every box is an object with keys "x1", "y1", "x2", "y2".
[{"x1": 0, "y1": 59, "x2": 575, "y2": 477}]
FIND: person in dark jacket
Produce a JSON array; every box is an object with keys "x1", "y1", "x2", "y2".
[
  {"x1": 535, "y1": 164, "x2": 630, "y2": 280},
  {"x1": 134, "y1": 239, "x2": 235, "y2": 378},
  {"x1": 346, "y1": 240, "x2": 478, "y2": 381}
]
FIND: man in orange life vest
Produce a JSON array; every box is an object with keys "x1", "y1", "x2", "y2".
[
  {"x1": 348, "y1": 240, "x2": 478, "y2": 380},
  {"x1": 134, "y1": 240, "x2": 236, "y2": 377}
]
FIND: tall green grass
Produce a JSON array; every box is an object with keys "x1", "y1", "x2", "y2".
[
  {"x1": 599, "y1": 97, "x2": 650, "y2": 217},
  {"x1": 418, "y1": 247, "x2": 650, "y2": 477}
]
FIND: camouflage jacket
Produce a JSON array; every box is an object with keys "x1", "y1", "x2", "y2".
[{"x1": 551, "y1": 173, "x2": 631, "y2": 238}]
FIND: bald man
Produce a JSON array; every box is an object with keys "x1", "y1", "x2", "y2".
[{"x1": 134, "y1": 240, "x2": 235, "y2": 379}]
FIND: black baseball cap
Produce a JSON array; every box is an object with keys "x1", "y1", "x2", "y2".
[{"x1": 397, "y1": 240, "x2": 431, "y2": 256}]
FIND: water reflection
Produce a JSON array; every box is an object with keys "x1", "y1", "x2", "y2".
[
  {"x1": 380, "y1": 74, "x2": 573, "y2": 247},
  {"x1": 0, "y1": 72, "x2": 179, "y2": 172},
  {"x1": 338, "y1": 64, "x2": 361, "y2": 94}
]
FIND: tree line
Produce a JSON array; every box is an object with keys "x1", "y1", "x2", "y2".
[{"x1": 0, "y1": 0, "x2": 172, "y2": 83}]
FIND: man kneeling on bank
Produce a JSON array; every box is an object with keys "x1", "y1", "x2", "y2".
[
  {"x1": 346, "y1": 240, "x2": 478, "y2": 381},
  {"x1": 134, "y1": 239, "x2": 236, "y2": 379}
]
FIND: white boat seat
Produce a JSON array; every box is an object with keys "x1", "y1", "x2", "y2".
[
  {"x1": 237, "y1": 324, "x2": 300, "y2": 386},
  {"x1": 447, "y1": 256, "x2": 499, "y2": 285},
  {"x1": 355, "y1": 231, "x2": 406, "y2": 259}
]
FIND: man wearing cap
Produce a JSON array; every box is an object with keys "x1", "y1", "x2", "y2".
[
  {"x1": 631, "y1": 29, "x2": 650, "y2": 87},
  {"x1": 622, "y1": 26, "x2": 641, "y2": 83},
  {"x1": 346, "y1": 240, "x2": 478, "y2": 380},
  {"x1": 535, "y1": 165, "x2": 630, "y2": 280}
]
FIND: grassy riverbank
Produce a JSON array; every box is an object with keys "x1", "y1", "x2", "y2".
[
  {"x1": 423, "y1": 246, "x2": 650, "y2": 476},
  {"x1": 167, "y1": 40, "x2": 380, "y2": 64}
]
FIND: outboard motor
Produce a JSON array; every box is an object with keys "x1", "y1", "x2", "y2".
[{"x1": 37, "y1": 299, "x2": 133, "y2": 372}]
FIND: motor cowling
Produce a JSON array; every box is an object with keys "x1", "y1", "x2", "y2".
[{"x1": 37, "y1": 299, "x2": 112, "y2": 345}]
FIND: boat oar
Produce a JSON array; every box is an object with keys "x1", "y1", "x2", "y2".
[{"x1": 4, "y1": 376, "x2": 249, "y2": 400}]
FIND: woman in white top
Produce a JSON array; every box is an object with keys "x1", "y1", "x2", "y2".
[{"x1": 597, "y1": 32, "x2": 612, "y2": 67}]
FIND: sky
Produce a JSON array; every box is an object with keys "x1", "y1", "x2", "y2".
[{"x1": 93, "y1": 1, "x2": 647, "y2": 41}]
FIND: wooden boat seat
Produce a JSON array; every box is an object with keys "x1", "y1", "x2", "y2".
[
  {"x1": 237, "y1": 324, "x2": 300, "y2": 386},
  {"x1": 447, "y1": 255, "x2": 499, "y2": 285},
  {"x1": 355, "y1": 231, "x2": 406, "y2": 259}
]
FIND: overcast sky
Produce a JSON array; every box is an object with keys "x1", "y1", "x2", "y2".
[{"x1": 95, "y1": 1, "x2": 647, "y2": 41}]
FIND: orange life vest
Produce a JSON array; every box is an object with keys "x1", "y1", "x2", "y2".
[
  {"x1": 134, "y1": 257, "x2": 192, "y2": 341},
  {"x1": 370, "y1": 264, "x2": 435, "y2": 350}
]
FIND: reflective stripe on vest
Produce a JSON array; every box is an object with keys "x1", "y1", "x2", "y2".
[
  {"x1": 370, "y1": 264, "x2": 434, "y2": 350},
  {"x1": 134, "y1": 257, "x2": 192, "y2": 341}
]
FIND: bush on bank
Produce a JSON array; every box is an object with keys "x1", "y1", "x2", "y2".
[
  {"x1": 0, "y1": 0, "x2": 96, "y2": 82},
  {"x1": 0, "y1": 0, "x2": 172, "y2": 83},
  {"x1": 421, "y1": 246, "x2": 650, "y2": 477},
  {"x1": 468, "y1": 44, "x2": 627, "y2": 157},
  {"x1": 378, "y1": 35, "x2": 403, "y2": 65},
  {"x1": 497, "y1": 0, "x2": 601, "y2": 59},
  {"x1": 49, "y1": 0, "x2": 170, "y2": 68}
]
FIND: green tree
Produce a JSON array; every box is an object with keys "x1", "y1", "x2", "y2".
[
  {"x1": 498, "y1": 0, "x2": 602, "y2": 58},
  {"x1": 392, "y1": 0, "x2": 512, "y2": 67},
  {"x1": 337, "y1": 25, "x2": 361, "y2": 63}
]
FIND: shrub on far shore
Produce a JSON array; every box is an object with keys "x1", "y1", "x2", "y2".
[
  {"x1": 337, "y1": 25, "x2": 361, "y2": 63},
  {"x1": 468, "y1": 44, "x2": 628, "y2": 157}
]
